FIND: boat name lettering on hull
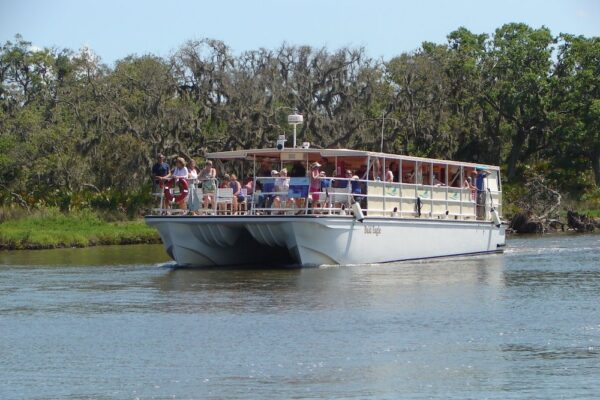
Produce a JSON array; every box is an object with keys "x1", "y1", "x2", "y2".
[{"x1": 364, "y1": 225, "x2": 382, "y2": 236}]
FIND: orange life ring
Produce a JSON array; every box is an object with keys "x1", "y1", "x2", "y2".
[{"x1": 164, "y1": 178, "x2": 189, "y2": 203}]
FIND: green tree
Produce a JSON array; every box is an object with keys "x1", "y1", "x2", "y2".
[
  {"x1": 553, "y1": 34, "x2": 600, "y2": 187},
  {"x1": 482, "y1": 23, "x2": 554, "y2": 180}
]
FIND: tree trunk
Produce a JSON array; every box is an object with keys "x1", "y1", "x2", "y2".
[
  {"x1": 506, "y1": 127, "x2": 527, "y2": 180},
  {"x1": 591, "y1": 147, "x2": 600, "y2": 186}
]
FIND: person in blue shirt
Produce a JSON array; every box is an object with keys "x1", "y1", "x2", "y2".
[
  {"x1": 475, "y1": 168, "x2": 489, "y2": 219},
  {"x1": 319, "y1": 171, "x2": 332, "y2": 191},
  {"x1": 336, "y1": 170, "x2": 352, "y2": 189},
  {"x1": 350, "y1": 174, "x2": 362, "y2": 202},
  {"x1": 151, "y1": 153, "x2": 170, "y2": 191}
]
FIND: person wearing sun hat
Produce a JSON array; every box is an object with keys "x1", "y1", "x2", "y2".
[
  {"x1": 475, "y1": 166, "x2": 490, "y2": 219},
  {"x1": 309, "y1": 161, "x2": 322, "y2": 205}
]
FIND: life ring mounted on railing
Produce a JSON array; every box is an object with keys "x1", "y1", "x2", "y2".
[{"x1": 164, "y1": 177, "x2": 189, "y2": 203}]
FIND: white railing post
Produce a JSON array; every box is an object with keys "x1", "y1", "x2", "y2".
[
  {"x1": 459, "y1": 166, "x2": 463, "y2": 220},
  {"x1": 399, "y1": 161, "x2": 403, "y2": 217},
  {"x1": 445, "y1": 164, "x2": 449, "y2": 218}
]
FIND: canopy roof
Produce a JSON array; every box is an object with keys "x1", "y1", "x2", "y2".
[{"x1": 206, "y1": 147, "x2": 500, "y2": 170}]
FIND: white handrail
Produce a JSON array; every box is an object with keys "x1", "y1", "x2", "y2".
[{"x1": 151, "y1": 174, "x2": 501, "y2": 221}]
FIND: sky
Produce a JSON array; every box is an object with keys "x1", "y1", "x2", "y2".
[{"x1": 1, "y1": 0, "x2": 599, "y2": 65}]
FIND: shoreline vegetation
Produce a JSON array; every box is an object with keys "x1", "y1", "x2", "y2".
[
  {"x1": 1, "y1": 204, "x2": 598, "y2": 251},
  {"x1": 0, "y1": 208, "x2": 160, "y2": 250},
  {"x1": 1, "y1": 25, "x2": 598, "y2": 244}
]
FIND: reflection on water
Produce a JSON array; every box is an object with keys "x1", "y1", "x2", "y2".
[
  {"x1": 0, "y1": 235, "x2": 599, "y2": 399},
  {"x1": 150, "y1": 255, "x2": 507, "y2": 315},
  {"x1": 502, "y1": 344, "x2": 600, "y2": 360},
  {"x1": 0, "y1": 244, "x2": 171, "y2": 267}
]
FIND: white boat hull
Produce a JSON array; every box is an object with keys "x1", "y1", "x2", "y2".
[{"x1": 145, "y1": 215, "x2": 506, "y2": 267}]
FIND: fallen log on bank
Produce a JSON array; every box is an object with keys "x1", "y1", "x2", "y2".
[
  {"x1": 567, "y1": 210, "x2": 597, "y2": 233},
  {"x1": 509, "y1": 171, "x2": 562, "y2": 234},
  {"x1": 509, "y1": 210, "x2": 598, "y2": 234},
  {"x1": 509, "y1": 212, "x2": 544, "y2": 233}
]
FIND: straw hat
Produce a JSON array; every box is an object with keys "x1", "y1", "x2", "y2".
[{"x1": 311, "y1": 162, "x2": 321, "y2": 168}]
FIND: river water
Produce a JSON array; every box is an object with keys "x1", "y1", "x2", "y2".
[{"x1": 0, "y1": 234, "x2": 599, "y2": 399}]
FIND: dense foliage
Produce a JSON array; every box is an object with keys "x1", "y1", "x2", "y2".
[{"x1": 1, "y1": 24, "x2": 598, "y2": 215}]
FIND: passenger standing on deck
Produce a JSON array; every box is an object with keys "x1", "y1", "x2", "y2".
[
  {"x1": 290, "y1": 161, "x2": 306, "y2": 177},
  {"x1": 475, "y1": 168, "x2": 489, "y2": 219},
  {"x1": 371, "y1": 158, "x2": 382, "y2": 181},
  {"x1": 187, "y1": 159, "x2": 198, "y2": 180},
  {"x1": 159, "y1": 157, "x2": 189, "y2": 209},
  {"x1": 318, "y1": 171, "x2": 335, "y2": 209},
  {"x1": 351, "y1": 175, "x2": 362, "y2": 203},
  {"x1": 257, "y1": 159, "x2": 272, "y2": 177},
  {"x1": 321, "y1": 157, "x2": 335, "y2": 177},
  {"x1": 464, "y1": 174, "x2": 476, "y2": 200},
  {"x1": 309, "y1": 162, "x2": 322, "y2": 206},
  {"x1": 199, "y1": 160, "x2": 217, "y2": 211},
  {"x1": 187, "y1": 159, "x2": 200, "y2": 214},
  {"x1": 384, "y1": 163, "x2": 395, "y2": 182},
  {"x1": 160, "y1": 157, "x2": 188, "y2": 181},
  {"x1": 151, "y1": 153, "x2": 169, "y2": 192}
]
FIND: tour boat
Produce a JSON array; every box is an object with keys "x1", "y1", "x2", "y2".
[{"x1": 145, "y1": 146, "x2": 506, "y2": 267}]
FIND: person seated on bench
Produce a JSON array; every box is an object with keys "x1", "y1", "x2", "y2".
[
  {"x1": 229, "y1": 174, "x2": 244, "y2": 214},
  {"x1": 257, "y1": 170, "x2": 278, "y2": 209},
  {"x1": 272, "y1": 168, "x2": 290, "y2": 211},
  {"x1": 217, "y1": 174, "x2": 231, "y2": 214}
]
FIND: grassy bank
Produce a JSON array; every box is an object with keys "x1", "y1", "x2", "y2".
[{"x1": 0, "y1": 208, "x2": 160, "y2": 250}]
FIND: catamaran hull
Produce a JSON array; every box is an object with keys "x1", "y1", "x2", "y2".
[{"x1": 145, "y1": 215, "x2": 506, "y2": 267}]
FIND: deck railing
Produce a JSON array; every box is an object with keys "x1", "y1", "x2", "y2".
[{"x1": 151, "y1": 175, "x2": 502, "y2": 222}]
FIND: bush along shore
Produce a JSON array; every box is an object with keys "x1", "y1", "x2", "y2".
[
  {"x1": 504, "y1": 171, "x2": 600, "y2": 234},
  {"x1": 0, "y1": 208, "x2": 161, "y2": 250}
]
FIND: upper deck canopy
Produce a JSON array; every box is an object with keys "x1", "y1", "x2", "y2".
[{"x1": 206, "y1": 147, "x2": 500, "y2": 171}]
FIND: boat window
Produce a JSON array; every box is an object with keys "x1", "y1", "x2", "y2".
[
  {"x1": 486, "y1": 172, "x2": 499, "y2": 192},
  {"x1": 448, "y1": 165, "x2": 461, "y2": 187},
  {"x1": 420, "y1": 162, "x2": 429, "y2": 185},
  {"x1": 401, "y1": 160, "x2": 417, "y2": 183},
  {"x1": 385, "y1": 159, "x2": 399, "y2": 182},
  {"x1": 432, "y1": 163, "x2": 446, "y2": 186}
]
